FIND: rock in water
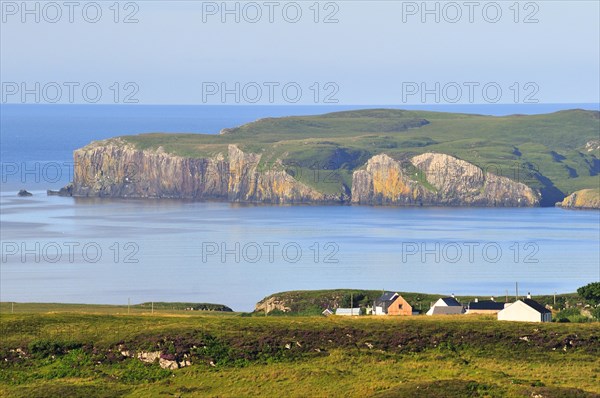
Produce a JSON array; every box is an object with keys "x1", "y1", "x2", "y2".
[
  {"x1": 17, "y1": 190, "x2": 32, "y2": 197},
  {"x1": 47, "y1": 183, "x2": 74, "y2": 197}
]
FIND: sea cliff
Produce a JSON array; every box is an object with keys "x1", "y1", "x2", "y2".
[
  {"x1": 71, "y1": 139, "x2": 539, "y2": 206},
  {"x1": 73, "y1": 140, "x2": 335, "y2": 204}
]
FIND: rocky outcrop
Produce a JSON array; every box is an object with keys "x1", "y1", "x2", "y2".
[
  {"x1": 72, "y1": 140, "x2": 331, "y2": 204},
  {"x1": 584, "y1": 140, "x2": 600, "y2": 153},
  {"x1": 47, "y1": 183, "x2": 73, "y2": 197},
  {"x1": 17, "y1": 189, "x2": 32, "y2": 197},
  {"x1": 351, "y1": 153, "x2": 540, "y2": 207},
  {"x1": 351, "y1": 154, "x2": 430, "y2": 205},
  {"x1": 227, "y1": 145, "x2": 333, "y2": 203},
  {"x1": 120, "y1": 349, "x2": 191, "y2": 370},
  {"x1": 254, "y1": 296, "x2": 292, "y2": 314},
  {"x1": 558, "y1": 189, "x2": 600, "y2": 209}
]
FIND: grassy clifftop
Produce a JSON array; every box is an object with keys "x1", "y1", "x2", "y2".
[{"x1": 117, "y1": 109, "x2": 600, "y2": 204}]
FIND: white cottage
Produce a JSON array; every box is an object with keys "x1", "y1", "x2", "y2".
[
  {"x1": 426, "y1": 296, "x2": 464, "y2": 316},
  {"x1": 497, "y1": 298, "x2": 552, "y2": 323}
]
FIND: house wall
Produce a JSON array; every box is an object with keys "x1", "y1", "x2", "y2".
[
  {"x1": 428, "y1": 306, "x2": 464, "y2": 315},
  {"x1": 542, "y1": 312, "x2": 552, "y2": 322},
  {"x1": 336, "y1": 308, "x2": 361, "y2": 316},
  {"x1": 387, "y1": 296, "x2": 412, "y2": 316},
  {"x1": 466, "y1": 309, "x2": 501, "y2": 315},
  {"x1": 374, "y1": 306, "x2": 386, "y2": 316}
]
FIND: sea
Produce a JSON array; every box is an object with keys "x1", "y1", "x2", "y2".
[{"x1": 1, "y1": 104, "x2": 599, "y2": 311}]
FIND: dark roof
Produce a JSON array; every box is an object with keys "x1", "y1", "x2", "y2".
[
  {"x1": 468, "y1": 300, "x2": 505, "y2": 310},
  {"x1": 522, "y1": 299, "x2": 551, "y2": 314},
  {"x1": 441, "y1": 297, "x2": 461, "y2": 306},
  {"x1": 378, "y1": 292, "x2": 398, "y2": 301},
  {"x1": 377, "y1": 291, "x2": 398, "y2": 304}
]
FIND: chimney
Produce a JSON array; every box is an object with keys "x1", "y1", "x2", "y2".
[
  {"x1": 474, "y1": 298, "x2": 478, "y2": 303},
  {"x1": 527, "y1": 292, "x2": 532, "y2": 299},
  {"x1": 490, "y1": 296, "x2": 495, "y2": 301}
]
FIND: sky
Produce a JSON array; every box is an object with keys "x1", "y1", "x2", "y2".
[{"x1": 1, "y1": 0, "x2": 599, "y2": 105}]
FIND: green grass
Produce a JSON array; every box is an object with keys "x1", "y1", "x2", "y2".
[
  {"x1": 1, "y1": 305, "x2": 599, "y2": 397},
  {"x1": 0, "y1": 302, "x2": 233, "y2": 315},
  {"x1": 107, "y1": 109, "x2": 600, "y2": 205}
]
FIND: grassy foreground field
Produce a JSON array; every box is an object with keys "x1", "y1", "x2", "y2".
[{"x1": 1, "y1": 304, "x2": 599, "y2": 397}]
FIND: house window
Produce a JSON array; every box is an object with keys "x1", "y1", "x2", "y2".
[{"x1": 399, "y1": 304, "x2": 403, "y2": 309}]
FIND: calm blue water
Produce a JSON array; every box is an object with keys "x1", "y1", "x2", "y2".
[{"x1": 1, "y1": 104, "x2": 599, "y2": 311}]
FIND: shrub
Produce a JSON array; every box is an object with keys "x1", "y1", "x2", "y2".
[
  {"x1": 577, "y1": 282, "x2": 600, "y2": 305},
  {"x1": 554, "y1": 308, "x2": 590, "y2": 323},
  {"x1": 591, "y1": 306, "x2": 600, "y2": 321},
  {"x1": 27, "y1": 340, "x2": 82, "y2": 358}
]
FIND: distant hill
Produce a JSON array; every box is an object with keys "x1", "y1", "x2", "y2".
[{"x1": 70, "y1": 109, "x2": 600, "y2": 206}]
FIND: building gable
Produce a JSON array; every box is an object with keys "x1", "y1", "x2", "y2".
[
  {"x1": 498, "y1": 300, "x2": 548, "y2": 322},
  {"x1": 387, "y1": 295, "x2": 413, "y2": 316}
]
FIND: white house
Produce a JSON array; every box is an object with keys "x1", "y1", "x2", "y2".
[
  {"x1": 335, "y1": 308, "x2": 361, "y2": 316},
  {"x1": 322, "y1": 308, "x2": 334, "y2": 317},
  {"x1": 497, "y1": 297, "x2": 552, "y2": 323},
  {"x1": 426, "y1": 296, "x2": 464, "y2": 316}
]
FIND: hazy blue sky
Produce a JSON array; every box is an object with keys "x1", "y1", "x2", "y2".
[{"x1": 1, "y1": 1, "x2": 599, "y2": 104}]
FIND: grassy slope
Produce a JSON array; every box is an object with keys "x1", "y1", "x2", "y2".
[
  {"x1": 1, "y1": 307, "x2": 599, "y2": 398},
  {"x1": 119, "y1": 109, "x2": 600, "y2": 202}
]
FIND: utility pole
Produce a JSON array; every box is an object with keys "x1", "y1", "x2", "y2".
[
  {"x1": 11, "y1": 302, "x2": 14, "y2": 314},
  {"x1": 515, "y1": 282, "x2": 519, "y2": 300},
  {"x1": 351, "y1": 293, "x2": 354, "y2": 316},
  {"x1": 128, "y1": 298, "x2": 130, "y2": 315},
  {"x1": 505, "y1": 290, "x2": 508, "y2": 303},
  {"x1": 554, "y1": 292, "x2": 556, "y2": 307},
  {"x1": 151, "y1": 302, "x2": 154, "y2": 315}
]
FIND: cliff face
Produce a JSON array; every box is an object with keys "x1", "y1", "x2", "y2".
[
  {"x1": 351, "y1": 154, "x2": 430, "y2": 205},
  {"x1": 73, "y1": 140, "x2": 540, "y2": 206},
  {"x1": 73, "y1": 140, "x2": 329, "y2": 204},
  {"x1": 73, "y1": 139, "x2": 229, "y2": 199},
  {"x1": 227, "y1": 145, "x2": 331, "y2": 203},
  {"x1": 351, "y1": 153, "x2": 540, "y2": 207},
  {"x1": 558, "y1": 189, "x2": 600, "y2": 209}
]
